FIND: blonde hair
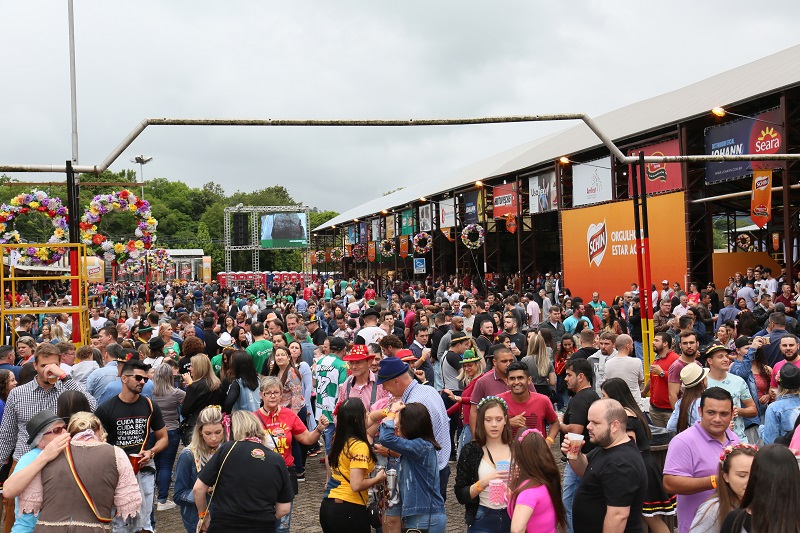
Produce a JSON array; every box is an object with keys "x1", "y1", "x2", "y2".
[
  {"x1": 67, "y1": 412, "x2": 106, "y2": 441},
  {"x1": 525, "y1": 332, "x2": 551, "y2": 378},
  {"x1": 191, "y1": 354, "x2": 221, "y2": 391},
  {"x1": 260, "y1": 375, "x2": 282, "y2": 393},
  {"x1": 50, "y1": 324, "x2": 68, "y2": 343},
  {"x1": 231, "y1": 411, "x2": 265, "y2": 443},
  {"x1": 188, "y1": 406, "x2": 226, "y2": 467},
  {"x1": 138, "y1": 343, "x2": 151, "y2": 360}
]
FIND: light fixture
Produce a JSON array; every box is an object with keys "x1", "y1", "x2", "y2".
[
  {"x1": 711, "y1": 107, "x2": 726, "y2": 117},
  {"x1": 419, "y1": 197, "x2": 426, "y2": 201},
  {"x1": 475, "y1": 180, "x2": 483, "y2": 187},
  {"x1": 331, "y1": 225, "x2": 335, "y2": 228},
  {"x1": 559, "y1": 156, "x2": 571, "y2": 164},
  {"x1": 381, "y1": 209, "x2": 388, "y2": 214},
  {"x1": 710, "y1": 106, "x2": 782, "y2": 126},
  {"x1": 353, "y1": 218, "x2": 358, "y2": 222}
]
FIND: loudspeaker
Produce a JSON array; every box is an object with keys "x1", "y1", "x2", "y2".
[{"x1": 232, "y1": 213, "x2": 250, "y2": 246}]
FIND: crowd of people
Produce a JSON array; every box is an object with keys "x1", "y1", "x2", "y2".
[{"x1": 0, "y1": 266, "x2": 798, "y2": 533}]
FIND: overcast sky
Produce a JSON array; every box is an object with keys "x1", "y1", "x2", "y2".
[{"x1": 2, "y1": 1, "x2": 799, "y2": 214}]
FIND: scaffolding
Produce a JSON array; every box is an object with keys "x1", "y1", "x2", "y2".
[{"x1": 1, "y1": 243, "x2": 91, "y2": 346}]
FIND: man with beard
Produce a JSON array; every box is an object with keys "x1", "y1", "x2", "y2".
[
  {"x1": 502, "y1": 313, "x2": 526, "y2": 358},
  {"x1": 667, "y1": 331, "x2": 701, "y2": 408},
  {"x1": 586, "y1": 331, "x2": 617, "y2": 396},
  {"x1": 471, "y1": 300, "x2": 497, "y2": 339},
  {"x1": 562, "y1": 399, "x2": 646, "y2": 533}
]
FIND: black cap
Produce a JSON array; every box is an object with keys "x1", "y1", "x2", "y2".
[
  {"x1": 329, "y1": 337, "x2": 347, "y2": 352},
  {"x1": 26, "y1": 410, "x2": 62, "y2": 445}
]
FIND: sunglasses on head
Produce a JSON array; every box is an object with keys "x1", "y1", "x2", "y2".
[{"x1": 123, "y1": 374, "x2": 149, "y2": 383}]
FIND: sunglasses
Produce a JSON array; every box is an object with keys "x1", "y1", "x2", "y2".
[
  {"x1": 123, "y1": 374, "x2": 149, "y2": 383},
  {"x1": 44, "y1": 425, "x2": 66, "y2": 437}
]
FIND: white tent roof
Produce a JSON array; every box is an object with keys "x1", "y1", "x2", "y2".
[{"x1": 315, "y1": 44, "x2": 800, "y2": 232}]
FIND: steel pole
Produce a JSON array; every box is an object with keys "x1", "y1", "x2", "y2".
[{"x1": 67, "y1": 0, "x2": 79, "y2": 164}]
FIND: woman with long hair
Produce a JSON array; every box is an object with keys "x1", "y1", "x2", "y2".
[
  {"x1": 222, "y1": 314, "x2": 235, "y2": 336},
  {"x1": 268, "y1": 346, "x2": 304, "y2": 413},
  {"x1": 601, "y1": 306, "x2": 623, "y2": 335},
  {"x1": 288, "y1": 340, "x2": 314, "y2": 479},
  {"x1": 118, "y1": 308, "x2": 129, "y2": 324},
  {"x1": 379, "y1": 401, "x2": 447, "y2": 533},
  {"x1": 691, "y1": 444, "x2": 757, "y2": 532},
  {"x1": 721, "y1": 444, "x2": 800, "y2": 533},
  {"x1": 760, "y1": 364, "x2": 800, "y2": 444},
  {"x1": 255, "y1": 376, "x2": 329, "y2": 533},
  {"x1": 180, "y1": 355, "x2": 226, "y2": 444},
  {"x1": 507, "y1": 429, "x2": 565, "y2": 533},
  {"x1": 174, "y1": 406, "x2": 226, "y2": 533},
  {"x1": 56, "y1": 389, "x2": 91, "y2": 420},
  {"x1": 667, "y1": 364, "x2": 709, "y2": 433},
  {"x1": 222, "y1": 351, "x2": 261, "y2": 413},
  {"x1": 320, "y1": 398, "x2": 385, "y2": 533},
  {"x1": 521, "y1": 332, "x2": 556, "y2": 397},
  {"x1": 583, "y1": 305, "x2": 602, "y2": 332},
  {"x1": 151, "y1": 363, "x2": 186, "y2": 510},
  {"x1": 735, "y1": 311, "x2": 759, "y2": 337},
  {"x1": 602, "y1": 378, "x2": 675, "y2": 531},
  {"x1": 0, "y1": 368, "x2": 17, "y2": 421},
  {"x1": 193, "y1": 411, "x2": 294, "y2": 533},
  {"x1": 553, "y1": 334, "x2": 576, "y2": 410},
  {"x1": 178, "y1": 336, "x2": 206, "y2": 382},
  {"x1": 455, "y1": 396, "x2": 512, "y2": 532},
  {"x1": 35, "y1": 324, "x2": 52, "y2": 344},
  {"x1": 445, "y1": 350, "x2": 486, "y2": 457},
  {"x1": 232, "y1": 325, "x2": 249, "y2": 350}
]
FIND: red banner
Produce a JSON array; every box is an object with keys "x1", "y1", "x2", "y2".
[
  {"x1": 368, "y1": 242, "x2": 376, "y2": 262},
  {"x1": 627, "y1": 138, "x2": 683, "y2": 196},
  {"x1": 750, "y1": 170, "x2": 772, "y2": 229},
  {"x1": 493, "y1": 183, "x2": 517, "y2": 218},
  {"x1": 325, "y1": 248, "x2": 332, "y2": 262},
  {"x1": 399, "y1": 236, "x2": 409, "y2": 258}
]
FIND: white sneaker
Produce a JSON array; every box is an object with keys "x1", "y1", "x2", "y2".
[{"x1": 156, "y1": 500, "x2": 176, "y2": 511}]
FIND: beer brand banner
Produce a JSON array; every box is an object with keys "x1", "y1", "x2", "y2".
[
  {"x1": 441, "y1": 228, "x2": 454, "y2": 241},
  {"x1": 399, "y1": 235, "x2": 409, "y2": 258},
  {"x1": 772, "y1": 233, "x2": 780, "y2": 251},
  {"x1": 401, "y1": 209, "x2": 415, "y2": 236},
  {"x1": 505, "y1": 214, "x2": 517, "y2": 234},
  {"x1": 359, "y1": 222, "x2": 368, "y2": 243},
  {"x1": 371, "y1": 218, "x2": 381, "y2": 241},
  {"x1": 419, "y1": 204, "x2": 433, "y2": 232},
  {"x1": 750, "y1": 170, "x2": 772, "y2": 228},
  {"x1": 310, "y1": 251, "x2": 317, "y2": 265},
  {"x1": 463, "y1": 189, "x2": 483, "y2": 224},
  {"x1": 627, "y1": 139, "x2": 683, "y2": 196},
  {"x1": 705, "y1": 108, "x2": 784, "y2": 184},
  {"x1": 325, "y1": 248, "x2": 332, "y2": 262},
  {"x1": 492, "y1": 183, "x2": 517, "y2": 218},
  {"x1": 561, "y1": 192, "x2": 686, "y2": 301},
  {"x1": 202, "y1": 256, "x2": 212, "y2": 283},
  {"x1": 385, "y1": 215, "x2": 396, "y2": 239},
  {"x1": 439, "y1": 198, "x2": 456, "y2": 227},
  {"x1": 529, "y1": 172, "x2": 558, "y2": 213},
  {"x1": 573, "y1": 157, "x2": 613, "y2": 206},
  {"x1": 368, "y1": 241, "x2": 377, "y2": 262}
]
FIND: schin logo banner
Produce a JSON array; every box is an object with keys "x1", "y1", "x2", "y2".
[{"x1": 587, "y1": 221, "x2": 607, "y2": 266}]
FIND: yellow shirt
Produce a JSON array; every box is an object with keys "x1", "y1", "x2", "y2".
[{"x1": 324, "y1": 438, "x2": 375, "y2": 505}]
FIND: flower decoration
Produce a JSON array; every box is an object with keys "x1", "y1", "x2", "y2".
[
  {"x1": 461, "y1": 223, "x2": 485, "y2": 250},
  {"x1": 0, "y1": 190, "x2": 69, "y2": 265},
  {"x1": 380, "y1": 238, "x2": 395, "y2": 257},
  {"x1": 145, "y1": 248, "x2": 171, "y2": 271},
  {"x1": 314, "y1": 250, "x2": 326, "y2": 264},
  {"x1": 80, "y1": 190, "x2": 157, "y2": 264},
  {"x1": 412, "y1": 232, "x2": 432, "y2": 255},
  {"x1": 719, "y1": 443, "x2": 758, "y2": 463},
  {"x1": 352, "y1": 243, "x2": 367, "y2": 261},
  {"x1": 476, "y1": 395, "x2": 508, "y2": 412},
  {"x1": 330, "y1": 248, "x2": 343, "y2": 261},
  {"x1": 118, "y1": 258, "x2": 144, "y2": 276}
]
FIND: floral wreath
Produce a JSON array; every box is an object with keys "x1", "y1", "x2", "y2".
[
  {"x1": 735, "y1": 233, "x2": 753, "y2": 251},
  {"x1": 330, "y1": 248, "x2": 343, "y2": 261},
  {"x1": 314, "y1": 250, "x2": 326, "y2": 263},
  {"x1": 461, "y1": 224, "x2": 485, "y2": 250},
  {"x1": 380, "y1": 238, "x2": 395, "y2": 257},
  {"x1": 119, "y1": 258, "x2": 144, "y2": 276},
  {"x1": 413, "y1": 232, "x2": 432, "y2": 255},
  {"x1": 80, "y1": 190, "x2": 157, "y2": 264},
  {"x1": 352, "y1": 243, "x2": 367, "y2": 261},
  {"x1": 719, "y1": 443, "x2": 758, "y2": 463},
  {"x1": 145, "y1": 248, "x2": 171, "y2": 271},
  {"x1": 0, "y1": 190, "x2": 69, "y2": 265},
  {"x1": 476, "y1": 395, "x2": 508, "y2": 412}
]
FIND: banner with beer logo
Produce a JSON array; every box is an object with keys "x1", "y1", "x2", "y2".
[
  {"x1": 750, "y1": 170, "x2": 772, "y2": 228},
  {"x1": 439, "y1": 198, "x2": 456, "y2": 227},
  {"x1": 368, "y1": 241, "x2": 377, "y2": 262},
  {"x1": 399, "y1": 235, "x2": 409, "y2": 258},
  {"x1": 202, "y1": 256, "x2": 211, "y2": 283},
  {"x1": 492, "y1": 183, "x2": 517, "y2": 218},
  {"x1": 385, "y1": 215, "x2": 396, "y2": 239},
  {"x1": 627, "y1": 138, "x2": 683, "y2": 196},
  {"x1": 772, "y1": 232, "x2": 780, "y2": 251},
  {"x1": 463, "y1": 189, "x2": 483, "y2": 224}
]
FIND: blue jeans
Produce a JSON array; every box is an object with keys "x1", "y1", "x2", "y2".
[
  {"x1": 155, "y1": 429, "x2": 181, "y2": 502},
  {"x1": 562, "y1": 463, "x2": 582, "y2": 533},
  {"x1": 555, "y1": 375, "x2": 569, "y2": 410},
  {"x1": 457, "y1": 425, "x2": 472, "y2": 459},
  {"x1": 322, "y1": 422, "x2": 336, "y2": 455},
  {"x1": 276, "y1": 500, "x2": 293, "y2": 533},
  {"x1": 433, "y1": 360, "x2": 444, "y2": 391},
  {"x1": 178, "y1": 502, "x2": 198, "y2": 533},
  {"x1": 469, "y1": 506, "x2": 511, "y2": 533},
  {"x1": 113, "y1": 470, "x2": 155, "y2": 533},
  {"x1": 404, "y1": 512, "x2": 447, "y2": 533}
]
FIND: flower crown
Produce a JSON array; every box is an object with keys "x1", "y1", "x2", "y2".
[
  {"x1": 518, "y1": 428, "x2": 542, "y2": 442},
  {"x1": 719, "y1": 443, "x2": 758, "y2": 463},
  {"x1": 477, "y1": 396, "x2": 508, "y2": 412}
]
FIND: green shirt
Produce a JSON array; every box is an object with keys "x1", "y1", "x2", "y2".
[
  {"x1": 211, "y1": 354, "x2": 222, "y2": 377},
  {"x1": 285, "y1": 332, "x2": 313, "y2": 345},
  {"x1": 246, "y1": 338, "x2": 274, "y2": 375},
  {"x1": 315, "y1": 354, "x2": 348, "y2": 420}
]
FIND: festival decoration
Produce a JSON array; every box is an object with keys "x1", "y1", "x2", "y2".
[
  {"x1": 412, "y1": 232, "x2": 432, "y2": 255},
  {"x1": 80, "y1": 190, "x2": 157, "y2": 264},
  {"x1": 461, "y1": 224, "x2": 485, "y2": 250},
  {"x1": 352, "y1": 243, "x2": 367, "y2": 261},
  {"x1": 380, "y1": 238, "x2": 395, "y2": 257},
  {"x1": 0, "y1": 190, "x2": 69, "y2": 265},
  {"x1": 119, "y1": 258, "x2": 144, "y2": 276},
  {"x1": 145, "y1": 248, "x2": 171, "y2": 271},
  {"x1": 330, "y1": 248, "x2": 343, "y2": 261},
  {"x1": 314, "y1": 250, "x2": 326, "y2": 263}
]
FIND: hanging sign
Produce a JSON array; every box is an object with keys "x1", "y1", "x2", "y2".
[
  {"x1": 399, "y1": 235, "x2": 409, "y2": 258},
  {"x1": 368, "y1": 242, "x2": 376, "y2": 262},
  {"x1": 750, "y1": 170, "x2": 772, "y2": 229}
]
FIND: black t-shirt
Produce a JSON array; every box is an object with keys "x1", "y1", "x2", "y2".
[
  {"x1": 199, "y1": 440, "x2": 293, "y2": 531},
  {"x1": 563, "y1": 387, "x2": 600, "y2": 455},
  {"x1": 177, "y1": 355, "x2": 192, "y2": 375},
  {"x1": 573, "y1": 440, "x2": 647, "y2": 533},
  {"x1": 505, "y1": 331, "x2": 526, "y2": 355},
  {"x1": 96, "y1": 395, "x2": 165, "y2": 456},
  {"x1": 310, "y1": 327, "x2": 327, "y2": 346},
  {"x1": 571, "y1": 347, "x2": 596, "y2": 360},
  {"x1": 720, "y1": 508, "x2": 750, "y2": 533}
]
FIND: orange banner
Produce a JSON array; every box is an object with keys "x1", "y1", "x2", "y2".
[
  {"x1": 368, "y1": 242, "x2": 376, "y2": 262},
  {"x1": 325, "y1": 248, "x2": 332, "y2": 262},
  {"x1": 561, "y1": 192, "x2": 687, "y2": 301},
  {"x1": 506, "y1": 214, "x2": 517, "y2": 234},
  {"x1": 441, "y1": 228, "x2": 454, "y2": 241},
  {"x1": 399, "y1": 236, "x2": 409, "y2": 258},
  {"x1": 310, "y1": 251, "x2": 317, "y2": 265},
  {"x1": 750, "y1": 170, "x2": 772, "y2": 229}
]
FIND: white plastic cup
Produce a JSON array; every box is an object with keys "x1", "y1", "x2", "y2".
[{"x1": 566, "y1": 432, "x2": 584, "y2": 460}]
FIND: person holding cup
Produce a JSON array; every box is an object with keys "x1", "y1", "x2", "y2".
[{"x1": 454, "y1": 396, "x2": 512, "y2": 532}]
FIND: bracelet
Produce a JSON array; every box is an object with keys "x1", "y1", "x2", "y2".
[
  {"x1": 546, "y1": 437, "x2": 555, "y2": 445},
  {"x1": 382, "y1": 407, "x2": 390, "y2": 417},
  {"x1": 198, "y1": 510, "x2": 208, "y2": 518},
  {"x1": 710, "y1": 475, "x2": 717, "y2": 489},
  {"x1": 474, "y1": 481, "x2": 484, "y2": 492},
  {"x1": 386, "y1": 412, "x2": 396, "y2": 420}
]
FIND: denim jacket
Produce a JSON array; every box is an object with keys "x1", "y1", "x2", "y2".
[
  {"x1": 759, "y1": 394, "x2": 800, "y2": 444},
  {"x1": 729, "y1": 348, "x2": 763, "y2": 426},
  {"x1": 380, "y1": 419, "x2": 444, "y2": 518},
  {"x1": 174, "y1": 448, "x2": 212, "y2": 533}
]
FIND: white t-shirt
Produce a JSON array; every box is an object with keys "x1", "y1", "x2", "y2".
[
  {"x1": 605, "y1": 355, "x2": 646, "y2": 410},
  {"x1": 356, "y1": 326, "x2": 386, "y2": 345}
]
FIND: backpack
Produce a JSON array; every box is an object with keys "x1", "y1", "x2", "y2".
[{"x1": 233, "y1": 377, "x2": 261, "y2": 412}]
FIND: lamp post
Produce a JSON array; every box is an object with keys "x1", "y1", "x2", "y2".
[{"x1": 130, "y1": 155, "x2": 152, "y2": 199}]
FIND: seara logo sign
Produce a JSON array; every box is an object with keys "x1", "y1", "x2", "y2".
[
  {"x1": 750, "y1": 125, "x2": 781, "y2": 155},
  {"x1": 587, "y1": 221, "x2": 607, "y2": 267}
]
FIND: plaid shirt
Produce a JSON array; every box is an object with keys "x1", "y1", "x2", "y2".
[{"x1": 0, "y1": 377, "x2": 97, "y2": 463}]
